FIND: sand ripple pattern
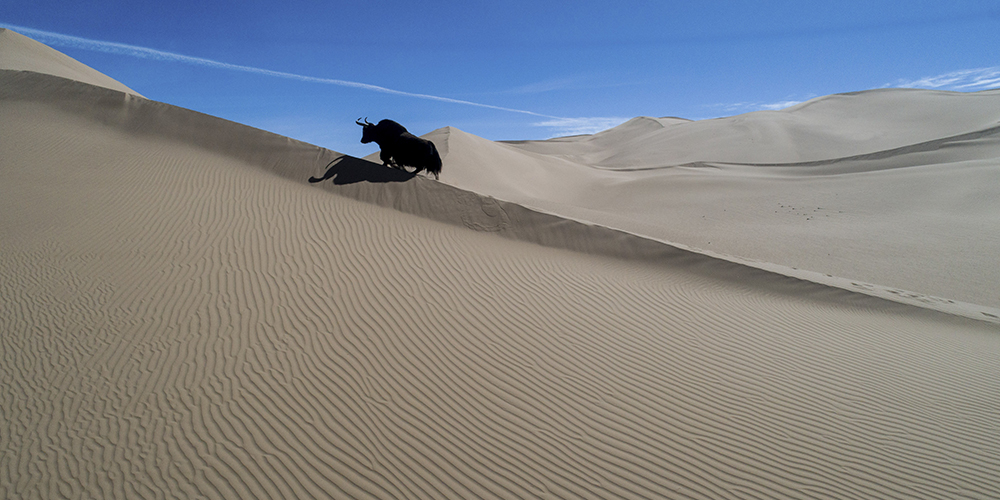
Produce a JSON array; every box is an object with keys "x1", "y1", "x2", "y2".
[{"x1": 2, "y1": 73, "x2": 1000, "y2": 499}]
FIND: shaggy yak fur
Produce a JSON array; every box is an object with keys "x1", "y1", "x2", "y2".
[{"x1": 357, "y1": 118, "x2": 442, "y2": 179}]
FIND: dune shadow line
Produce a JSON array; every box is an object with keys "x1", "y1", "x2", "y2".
[{"x1": 309, "y1": 155, "x2": 416, "y2": 185}]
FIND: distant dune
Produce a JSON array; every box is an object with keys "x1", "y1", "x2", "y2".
[
  {"x1": 3, "y1": 30, "x2": 999, "y2": 500},
  {"x1": 442, "y1": 89, "x2": 1000, "y2": 309}
]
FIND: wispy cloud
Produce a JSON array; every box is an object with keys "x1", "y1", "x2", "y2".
[
  {"x1": 705, "y1": 97, "x2": 809, "y2": 115},
  {"x1": 533, "y1": 117, "x2": 629, "y2": 137},
  {"x1": 0, "y1": 23, "x2": 563, "y2": 119},
  {"x1": 755, "y1": 100, "x2": 804, "y2": 110},
  {"x1": 888, "y1": 66, "x2": 1000, "y2": 91},
  {"x1": 1, "y1": 23, "x2": 640, "y2": 136}
]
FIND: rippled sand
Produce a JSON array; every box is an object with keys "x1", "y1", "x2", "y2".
[{"x1": 3, "y1": 29, "x2": 999, "y2": 499}]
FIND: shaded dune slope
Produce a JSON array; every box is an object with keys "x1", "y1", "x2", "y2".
[
  {"x1": 437, "y1": 92, "x2": 1000, "y2": 308},
  {"x1": 3, "y1": 70, "x2": 1000, "y2": 500}
]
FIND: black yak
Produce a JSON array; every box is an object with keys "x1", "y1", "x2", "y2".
[{"x1": 357, "y1": 118, "x2": 442, "y2": 179}]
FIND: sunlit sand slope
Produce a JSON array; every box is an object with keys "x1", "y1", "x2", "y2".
[
  {"x1": 0, "y1": 28, "x2": 142, "y2": 96},
  {"x1": 437, "y1": 89, "x2": 1000, "y2": 308},
  {"x1": 3, "y1": 69, "x2": 1000, "y2": 500}
]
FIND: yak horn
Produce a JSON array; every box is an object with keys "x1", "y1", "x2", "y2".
[{"x1": 356, "y1": 117, "x2": 366, "y2": 126}]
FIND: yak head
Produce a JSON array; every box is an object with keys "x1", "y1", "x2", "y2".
[
  {"x1": 356, "y1": 117, "x2": 377, "y2": 144},
  {"x1": 357, "y1": 118, "x2": 409, "y2": 145}
]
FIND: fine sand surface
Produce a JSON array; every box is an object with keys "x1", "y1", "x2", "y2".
[
  {"x1": 434, "y1": 91, "x2": 1000, "y2": 309},
  {"x1": 0, "y1": 29, "x2": 142, "y2": 96},
  {"x1": 3, "y1": 30, "x2": 1000, "y2": 499}
]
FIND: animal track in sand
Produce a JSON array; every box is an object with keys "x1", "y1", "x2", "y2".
[{"x1": 776, "y1": 203, "x2": 846, "y2": 221}]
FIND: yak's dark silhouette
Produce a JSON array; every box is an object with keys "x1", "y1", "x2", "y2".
[{"x1": 357, "y1": 118, "x2": 442, "y2": 179}]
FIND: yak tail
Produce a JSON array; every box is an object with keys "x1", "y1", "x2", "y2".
[{"x1": 426, "y1": 141, "x2": 443, "y2": 179}]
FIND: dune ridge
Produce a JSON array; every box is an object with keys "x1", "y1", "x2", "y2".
[
  {"x1": 3, "y1": 38, "x2": 1000, "y2": 500},
  {"x1": 541, "y1": 89, "x2": 1000, "y2": 168},
  {"x1": 20, "y1": 67, "x2": 985, "y2": 322},
  {"x1": 0, "y1": 29, "x2": 142, "y2": 96},
  {"x1": 436, "y1": 92, "x2": 1000, "y2": 307}
]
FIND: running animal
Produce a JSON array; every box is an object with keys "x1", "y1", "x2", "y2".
[{"x1": 357, "y1": 118, "x2": 442, "y2": 179}]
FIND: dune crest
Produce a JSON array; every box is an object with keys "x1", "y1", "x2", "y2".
[
  {"x1": 3, "y1": 34, "x2": 1000, "y2": 500},
  {"x1": 442, "y1": 89, "x2": 1000, "y2": 308},
  {"x1": 0, "y1": 28, "x2": 142, "y2": 96}
]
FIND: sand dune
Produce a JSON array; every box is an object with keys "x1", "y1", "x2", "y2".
[
  {"x1": 0, "y1": 29, "x2": 142, "y2": 96},
  {"x1": 3, "y1": 32, "x2": 1000, "y2": 500},
  {"x1": 436, "y1": 92, "x2": 1000, "y2": 309},
  {"x1": 504, "y1": 90, "x2": 1000, "y2": 166}
]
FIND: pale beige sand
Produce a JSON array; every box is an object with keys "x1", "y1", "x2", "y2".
[
  {"x1": 434, "y1": 91, "x2": 1000, "y2": 310},
  {"x1": 0, "y1": 29, "x2": 142, "y2": 96},
  {"x1": 3, "y1": 34, "x2": 1000, "y2": 499}
]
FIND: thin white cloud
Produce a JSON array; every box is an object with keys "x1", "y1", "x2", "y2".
[
  {"x1": 756, "y1": 100, "x2": 804, "y2": 110},
  {"x1": 706, "y1": 98, "x2": 807, "y2": 115},
  {"x1": 1, "y1": 23, "x2": 642, "y2": 137},
  {"x1": 533, "y1": 117, "x2": 629, "y2": 137},
  {"x1": 0, "y1": 23, "x2": 562, "y2": 119},
  {"x1": 889, "y1": 66, "x2": 1000, "y2": 91}
]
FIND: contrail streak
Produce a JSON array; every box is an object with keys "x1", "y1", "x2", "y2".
[{"x1": 1, "y1": 23, "x2": 561, "y2": 119}]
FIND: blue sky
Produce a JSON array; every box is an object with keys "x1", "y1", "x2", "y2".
[{"x1": 3, "y1": 1, "x2": 999, "y2": 157}]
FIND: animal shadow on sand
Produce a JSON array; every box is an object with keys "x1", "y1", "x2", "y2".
[{"x1": 308, "y1": 155, "x2": 417, "y2": 185}]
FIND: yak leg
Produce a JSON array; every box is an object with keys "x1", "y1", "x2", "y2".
[{"x1": 380, "y1": 151, "x2": 400, "y2": 169}]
